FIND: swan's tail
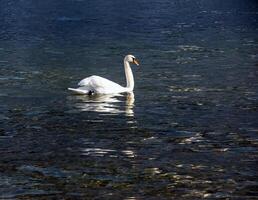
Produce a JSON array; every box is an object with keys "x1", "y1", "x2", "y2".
[{"x1": 68, "y1": 88, "x2": 89, "y2": 95}]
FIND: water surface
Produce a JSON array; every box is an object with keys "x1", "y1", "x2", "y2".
[{"x1": 0, "y1": 0, "x2": 258, "y2": 199}]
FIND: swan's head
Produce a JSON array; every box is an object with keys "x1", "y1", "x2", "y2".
[{"x1": 125, "y1": 55, "x2": 139, "y2": 66}]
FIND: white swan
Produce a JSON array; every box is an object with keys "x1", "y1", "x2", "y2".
[{"x1": 68, "y1": 55, "x2": 139, "y2": 95}]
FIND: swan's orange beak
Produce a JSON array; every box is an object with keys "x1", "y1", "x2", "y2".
[{"x1": 133, "y1": 59, "x2": 139, "y2": 66}]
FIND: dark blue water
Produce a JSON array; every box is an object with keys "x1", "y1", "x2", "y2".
[{"x1": 0, "y1": 0, "x2": 258, "y2": 199}]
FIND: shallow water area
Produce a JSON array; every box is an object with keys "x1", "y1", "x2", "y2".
[{"x1": 0, "y1": 0, "x2": 258, "y2": 199}]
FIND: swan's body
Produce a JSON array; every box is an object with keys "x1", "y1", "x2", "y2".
[{"x1": 68, "y1": 55, "x2": 139, "y2": 95}]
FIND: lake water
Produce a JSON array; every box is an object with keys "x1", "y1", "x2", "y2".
[{"x1": 0, "y1": 0, "x2": 258, "y2": 199}]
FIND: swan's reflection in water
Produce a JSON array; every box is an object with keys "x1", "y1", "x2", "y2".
[
  {"x1": 125, "y1": 92, "x2": 135, "y2": 117},
  {"x1": 67, "y1": 92, "x2": 135, "y2": 116}
]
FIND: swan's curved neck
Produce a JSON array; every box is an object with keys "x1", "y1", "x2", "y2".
[{"x1": 124, "y1": 60, "x2": 134, "y2": 92}]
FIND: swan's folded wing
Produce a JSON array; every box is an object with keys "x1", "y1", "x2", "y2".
[
  {"x1": 78, "y1": 76, "x2": 112, "y2": 87},
  {"x1": 78, "y1": 75, "x2": 124, "y2": 94},
  {"x1": 78, "y1": 76, "x2": 92, "y2": 87}
]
